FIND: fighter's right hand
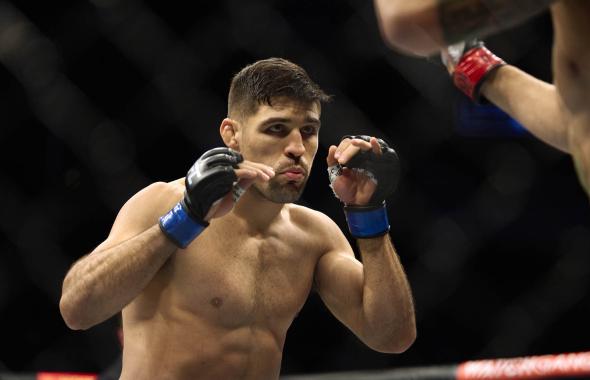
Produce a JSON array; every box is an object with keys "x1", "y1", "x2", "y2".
[
  {"x1": 441, "y1": 39, "x2": 506, "y2": 103},
  {"x1": 159, "y1": 147, "x2": 274, "y2": 248}
]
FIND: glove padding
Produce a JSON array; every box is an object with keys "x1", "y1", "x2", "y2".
[
  {"x1": 443, "y1": 39, "x2": 506, "y2": 103},
  {"x1": 183, "y1": 147, "x2": 243, "y2": 223},
  {"x1": 337, "y1": 135, "x2": 400, "y2": 206}
]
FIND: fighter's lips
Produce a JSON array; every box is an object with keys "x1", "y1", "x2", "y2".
[{"x1": 280, "y1": 168, "x2": 305, "y2": 181}]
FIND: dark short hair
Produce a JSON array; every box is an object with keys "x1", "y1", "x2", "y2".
[{"x1": 228, "y1": 57, "x2": 331, "y2": 120}]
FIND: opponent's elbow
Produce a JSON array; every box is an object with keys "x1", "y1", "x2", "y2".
[{"x1": 375, "y1": 3, "x2": 443, "y2": 57}]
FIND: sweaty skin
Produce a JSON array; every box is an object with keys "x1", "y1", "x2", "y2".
[
  {"x1": 60, "y1": 100, "x2": 416, "y2": 380},
  {"x1": 375, "y1": 0, "x2": 590, "y2": 198}
]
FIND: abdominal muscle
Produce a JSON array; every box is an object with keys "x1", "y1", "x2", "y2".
[{"x1": 119, "y1": 305, "x2": 286, "y2": 380}]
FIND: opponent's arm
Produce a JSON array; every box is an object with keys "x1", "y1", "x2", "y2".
[
  {"x1": 443, "y1": 41, "x2": 569, "y2": 152},
  {"x1": 60, "y1": 148, "x2": 274, "y2": 330},
  {"x1": 374, "y1": 0, "x2": 555, "y2": 56},
  {"x1": 481, "y1": 66, "x2": 569, "y2": 152},
  {"x1": 315, "y1": 136, "x2": 415, "y2": 353}
]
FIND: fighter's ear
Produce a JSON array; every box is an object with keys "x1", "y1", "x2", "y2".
[{"x1": 220, "y1": 118, "x2": 240, "y2": 150}]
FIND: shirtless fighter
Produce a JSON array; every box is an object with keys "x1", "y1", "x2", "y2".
[
  {"x1": 374, "y1": 0, "x2": 590, "y2": 197},
  {"x1": 59, "y1": 58, "x2": 416, "y2": 380}
]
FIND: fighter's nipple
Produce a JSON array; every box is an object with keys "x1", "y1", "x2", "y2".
[{"x1": 210, "y1": 297, "x2": 223, "y2": 308}]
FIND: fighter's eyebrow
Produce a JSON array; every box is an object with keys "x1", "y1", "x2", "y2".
[
  {"x1": 304, "y1": 116, "x2": 321, "y2": 127},
  {"x1": 261, "y1": 117, "x2": 291, "y2": 126},
  {"x1": 261, "y1": 117, "x2": 321, "y2": 127}
]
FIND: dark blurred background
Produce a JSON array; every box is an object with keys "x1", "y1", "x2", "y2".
[{"x1": 1, "y1": 0, "x2": 589, "y2": 377}]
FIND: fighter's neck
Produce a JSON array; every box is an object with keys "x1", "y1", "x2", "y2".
[{"x1": 229, "y1": 190, "x2": 287, "y2": 234}]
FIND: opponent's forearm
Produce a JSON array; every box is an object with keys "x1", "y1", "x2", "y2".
[
  {"x1": 439, "y1": 0, "x2": 556, "y2": 47},
  {"x1": 481, "y1": 65, "x2": 569, "y2": 152},
  {"x1": 375, "y1": 0, "x2": 555, "y2": 56},
  {"x1": 60, "y1": 224, "x2": 176, "y2": 330},
  {"x1": 357, "y1": 235, "x2": 416, "y2": 353}
]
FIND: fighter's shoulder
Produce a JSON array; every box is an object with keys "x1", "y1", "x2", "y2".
[
  {"x1": 286, "y1": 205, "x2": 352, "y2": 256},
  {"x1": 287, "y1": 204, "x2": 342, "y2": 236},
  {"x1": 97, "y1": 179, "x2": 184, "y2": 249},
  {"x1": 124, "y1": 178, "x2": 183, "y2": 208},
  {"x1": 138, "y1": 178, "x2": 184, "y2": 201},
  {"x1": 115, "y1": 179, "x2": 184, "y2": 226}
]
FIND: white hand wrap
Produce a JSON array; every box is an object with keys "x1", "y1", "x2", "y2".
[{"x1": 232, "y1": 183, "x2": 246, "y2": 203}]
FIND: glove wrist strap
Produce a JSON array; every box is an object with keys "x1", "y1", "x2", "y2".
[
  {"x1": 344, "y1": 202, "x2": 390, "y2": 239},
  {"x1": 159, "y1": 201, "x2": 208, "y2": 249},
  {"x1": 453, "y1": 46, "x2": 506, "y2": 102}
]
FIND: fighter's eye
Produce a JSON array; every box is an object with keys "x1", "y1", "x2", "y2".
[
  {"x1": 301, "y1": 126, "x2": 318, "y2": 136},
  {"x1": 267, "y1": 124, "x2": 285, "y2": 134}
]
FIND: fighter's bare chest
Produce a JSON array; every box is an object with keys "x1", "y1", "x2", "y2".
[{"x1": 167, "y1": 230, "x2": 318, "y2": 326}]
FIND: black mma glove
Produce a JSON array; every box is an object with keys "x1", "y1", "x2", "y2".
[
  {"x1": 328, "y1": 135, "x2": 400, "y2": 238},
  {"x1": 159, "y1": 147, "x2": 243, "y2": 248}
]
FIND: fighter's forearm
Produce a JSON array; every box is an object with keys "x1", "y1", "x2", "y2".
[
  {"x1": 357, "y1": 235, "x2": 416, "y2": 353},
  {"x1": 60, "y1": 224, "x2": 176, "y2": 330},
  {"x1": 481, "y1": 65, "x2": 569, "y2": 152}
]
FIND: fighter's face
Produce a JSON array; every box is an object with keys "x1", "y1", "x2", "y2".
[{"x1": 238, "y1": 98, "x2": 321, "y2": 204}]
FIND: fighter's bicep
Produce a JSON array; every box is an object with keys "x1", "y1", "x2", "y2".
[
  {"x1": 315, "y1": 249, "x2": 364, "y2": 329},
  {"x1": 311, "y1": 213, "x2": 366, "y2": 322},
  {"x1": 315, "y1": 250, "x2": 362, "y2": 299}
]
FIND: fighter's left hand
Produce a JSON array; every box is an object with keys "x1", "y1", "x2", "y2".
[
  {"x1": 327, "y1": 136, "x2": 381, "y2": 205},
  {"x1": 328, "y1": 135, "x2": 400, "y2": 238}
]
